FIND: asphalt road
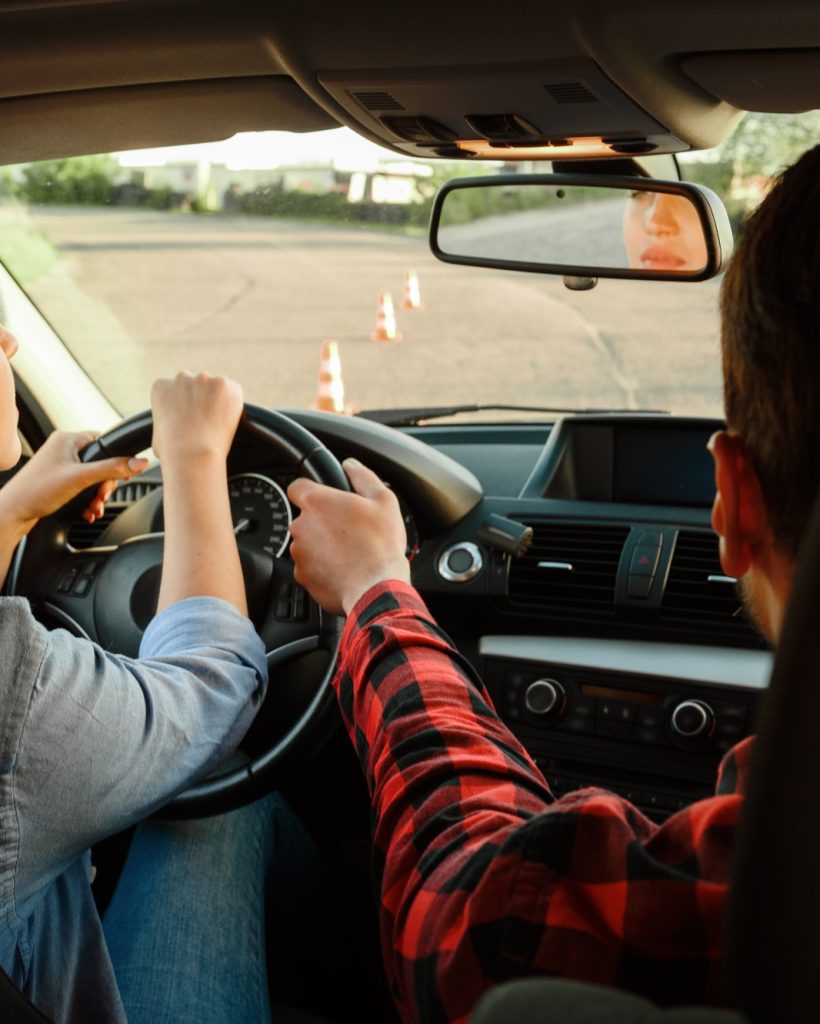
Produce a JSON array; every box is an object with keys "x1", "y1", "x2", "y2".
[
  {"x1": 26, "y1": 206, "x2": 724, "y2": 419},
  {"x1": 439, "y1": 195, "x2": 628, "y2": 267}
]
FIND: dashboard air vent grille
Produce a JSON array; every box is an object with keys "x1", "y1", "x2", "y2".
[
  {"x1": 67, "y1": 481, "x2": 160, "y2": 550},
  {"x1": 110, "y1": 480, "x2": 159, "y2": 503},
  {"x1": 508, "y1": 521, "x2": 629, "y2": 620},
  {"x1": 661, "y1": 530, "x2": 764, "y2": 646},
  {"x1": 67, "y1": 507, "x2": 124, "y2": 550}
]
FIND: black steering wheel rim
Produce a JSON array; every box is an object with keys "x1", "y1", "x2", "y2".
[
  {"x1": 80, "y1": 403, "x2": 350, "y2": 491},
  {"x1": 14, "y1": 403, "x2": 349, "y2": 819}
]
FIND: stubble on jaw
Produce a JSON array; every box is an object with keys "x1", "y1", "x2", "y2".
[{"x1": 737, "y1": 574, "x2": 772, "y2": 646}]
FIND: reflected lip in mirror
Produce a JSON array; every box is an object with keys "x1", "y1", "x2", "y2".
[{"x1": 638, "y1": 245, "x2": 687, "y2": 270}]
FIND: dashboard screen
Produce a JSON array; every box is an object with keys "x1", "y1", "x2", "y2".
[{"x1": 613, "y1": 425, "x2": 716, "y2": 507}]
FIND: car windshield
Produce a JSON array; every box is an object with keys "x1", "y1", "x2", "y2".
[{"x1": 0, "y1": 112, "x2": 816, "y2": 421}]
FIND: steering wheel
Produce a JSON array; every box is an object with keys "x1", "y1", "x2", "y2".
[{"x1": 8, "y1": 403, "x2": 350, "y2": 818}]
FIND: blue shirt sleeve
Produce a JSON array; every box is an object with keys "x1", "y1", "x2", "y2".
[
  {"x1": 139, "y1": 595, "x2": 267, "y2": 694},
  {"x1": 5, "y1": 595, "x2": 267, "y2": 914}
]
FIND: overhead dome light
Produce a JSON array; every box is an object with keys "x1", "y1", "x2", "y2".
[{"x1": 455, "y1": 136, "x2": 656, "y2": 160}]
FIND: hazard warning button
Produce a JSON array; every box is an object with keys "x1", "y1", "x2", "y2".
[{"x1": 629, "y1": 545, "x2": 661, "y2": 577}]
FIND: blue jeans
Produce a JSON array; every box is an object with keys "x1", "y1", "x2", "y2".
[{"x1": 103, "y1": 794, "x2": 325, "y2": 1024}]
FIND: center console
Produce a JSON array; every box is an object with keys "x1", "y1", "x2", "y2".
[{"x1": 479, "y1": 635, "x2": 770, "y2": 819}]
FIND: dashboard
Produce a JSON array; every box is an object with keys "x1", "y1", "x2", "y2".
[{"x1": 68, "y1": 409, "x2": 770, "y2": 823}]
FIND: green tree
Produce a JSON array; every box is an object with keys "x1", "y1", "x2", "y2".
[
  {"x1": 20, "y1": 155, "x2": 116, "y2": 205},
  {"x1": 718, "y1": 111, "x2": 820, "y2": 179},
  {"x1": 684, "y1": 111, "x2": 820, "y2": 233}
]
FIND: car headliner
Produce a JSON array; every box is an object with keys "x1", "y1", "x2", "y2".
[{"x1": 0, "y1": 0, "x2": 817, "y2": 165}]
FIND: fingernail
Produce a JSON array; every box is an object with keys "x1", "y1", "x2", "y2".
[
  {"x1": 128, "y1": 457, "x2": 147, "y2": 471},
  {"x1": 343, "y1": 457, "x2": 361, "y2": 469}
]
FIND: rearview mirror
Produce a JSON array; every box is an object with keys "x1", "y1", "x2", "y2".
[{"x1": 429, "y1": 174, "x2": 733, "y2": 282}]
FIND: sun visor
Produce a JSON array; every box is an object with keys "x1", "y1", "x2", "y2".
[
  {"x1": 0, "y1": 77, "x2": 339, "y2": 164},
  {"x1": 680, "y1": 50, "x2": 820, "y2": 113}
]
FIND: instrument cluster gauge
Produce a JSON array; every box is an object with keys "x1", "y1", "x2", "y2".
[{"x1": 228, "y1": 472, "x2": 292, "y2": 558}]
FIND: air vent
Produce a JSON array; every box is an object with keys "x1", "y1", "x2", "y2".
[
  {"x1": 110, "y1": 480, "x2": 159, "y2": 503},
  {"x1": 67, "y1": 506, "x2": 124, "y2": 550},
  {"x1": 661, "y1": 530, "x2": 764, "y2": 646},
  {"x1": 67, "y1": 481, "x2": 160, "y2": 550},
  {"x1": 543, "y1": 81, "x2": 598, "y2": 104},
  {"x1": 352, "y1": 90, "x2": 405, "y2": 112},
  {"x1": 509, "y1": 521, "x2": 629, "y2": 620}
]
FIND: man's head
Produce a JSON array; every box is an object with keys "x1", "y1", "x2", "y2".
[{"x1": 711, "y1": 143, "x2": 820, "y2": 641}]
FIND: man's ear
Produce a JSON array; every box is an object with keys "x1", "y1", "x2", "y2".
[{"x1": 708, "y1": 430, "x2": 768, "y2": 579}]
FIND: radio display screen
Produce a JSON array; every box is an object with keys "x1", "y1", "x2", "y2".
[
  {"x1": 612, "y1": 425, "x2": 716, "y2": 507},
  {"x1": 582, "y1": 683, "x2": 664, "y2": 706}
]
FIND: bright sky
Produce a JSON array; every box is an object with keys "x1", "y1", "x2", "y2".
[{"x1": 116, "y1": 126, "x2": 418, "y2": 172}]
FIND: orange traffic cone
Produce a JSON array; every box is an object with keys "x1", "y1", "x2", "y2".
[
  {"x1": 371, "y1": 290, "x2": 403, "y2": 342},
  {"x1": 313, "y1": 339, "x2": 347, "y2": 413},
  {"x1": 401, "y1": 269, "x2": 425, "y2": 311}
]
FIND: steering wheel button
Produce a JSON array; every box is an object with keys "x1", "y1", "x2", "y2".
[
  {"x1": 72, "y1": 576, "x2": 91, "y2": 597},
  {"x1": 275, "y1": 600, "x2": 291, "y2": 619},
  {"x1": 58, "y1": 570, "x2": 78, "y2": 593},
  {"x1": 81, "y1": 560, "x2": 101, "y2": 577},
  {"x1": 292, "y1": 587, "x2": 307, "y2": 620}
]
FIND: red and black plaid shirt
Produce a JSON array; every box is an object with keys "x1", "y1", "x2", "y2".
[{"x1": 333, "y1": 580, "x2": 750, "y2": 1024}]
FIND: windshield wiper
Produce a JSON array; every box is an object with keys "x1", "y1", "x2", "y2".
[{"x1": 356, "y1": 404, "x2": 669, "y2": 427}]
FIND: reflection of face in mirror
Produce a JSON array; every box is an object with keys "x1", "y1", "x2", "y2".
[{"x1": 622, "y1": 191, "x2": 708, "y2": 272}]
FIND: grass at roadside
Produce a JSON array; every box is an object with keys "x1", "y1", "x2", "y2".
[{"x1": 0, "y1": 215, "x2": 57, "y2": 284}]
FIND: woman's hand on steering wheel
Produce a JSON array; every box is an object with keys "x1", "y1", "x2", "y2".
[
  {"x1": 151, "y1": 372, "x2": 244, "y2": 465},
  {"x1": 0, "y1": 430, "x2": 149, "y2": 533}
]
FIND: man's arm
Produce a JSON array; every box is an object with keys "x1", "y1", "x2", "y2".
[{"x1": 288, "y1": 461, "x2": 749, "y2": 1023}]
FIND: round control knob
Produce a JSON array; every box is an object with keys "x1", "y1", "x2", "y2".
[
  {"x1": 524, "y1": 678, "x2": 566, "y2": 718},
  {"x1": 437, "y1": 542, "x2": 484, "y2": 583},
  {"x1": 670, "y1": 700, "x2": 714, "y2": 739}
]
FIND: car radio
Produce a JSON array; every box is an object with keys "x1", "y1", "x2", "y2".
[{"x1": 479, "y1": 637, "x2": 769, "y2": 820}]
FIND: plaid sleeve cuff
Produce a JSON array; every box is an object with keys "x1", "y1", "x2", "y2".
[{"x1": 341, "y1": 578, "x2": 432, "y2": 645}]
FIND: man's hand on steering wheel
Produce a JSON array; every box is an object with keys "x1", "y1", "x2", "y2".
[{"x1": 289, "y1": 459, "x2": 410, "y2": 616}]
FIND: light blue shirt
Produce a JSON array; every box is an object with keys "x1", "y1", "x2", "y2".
[{"x1": 0, "y1": 595, "x2": 267, "y2": 1022}]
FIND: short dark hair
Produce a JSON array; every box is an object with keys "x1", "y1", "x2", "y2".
[{"x1": 720, "y1": 143, "x2": 820, "y2": 557}]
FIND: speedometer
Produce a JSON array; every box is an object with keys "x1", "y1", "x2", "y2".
[{"x1": 228, "y1": 472, "x2": 292, "y2": 558}]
